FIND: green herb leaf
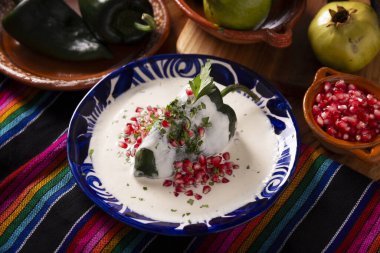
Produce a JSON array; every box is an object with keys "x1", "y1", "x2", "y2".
[
  {"x1": 200, "y1": 204, "x2": 209, "y2": 208},
  {"x1": 187, "y1": 199, "x2": 194, "y2": 206},
  {"x1": 171, "y1": 209, "x2": 177, "y2": 212},
  {"x1": 189, "y1": 61, "x2": 215, "y2": 101},
  {"x1": 89, "y1": 149, "x2": 94, "y2": 159},
  {"x1": 143, "y1": 186, "x2": 148, "y2": 191}
]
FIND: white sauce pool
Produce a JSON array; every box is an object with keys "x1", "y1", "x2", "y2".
[{"x1": 90, "y1": 78, "x2": 279, "y2": 225}]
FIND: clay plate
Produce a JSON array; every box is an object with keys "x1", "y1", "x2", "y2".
[
  {"x1": 0, "y1": 0, "x2": 170, "y2": 90},
  {"x1": 174, "y1": 0, "x2": 306, "y2": 47},
  {"x1": 303, "y1": 67, "x2": 380, "y2": 163}
]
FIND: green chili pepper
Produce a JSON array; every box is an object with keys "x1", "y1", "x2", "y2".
[
  {"x1": 78, "y1": 0, "x2": 156, "y2": 44},
  {"x1": 2, "y1": 0, "x2": 112, "y2": 61},
  {"x1": 134, "y1": 62, "x2": 259, "y2": 179}
]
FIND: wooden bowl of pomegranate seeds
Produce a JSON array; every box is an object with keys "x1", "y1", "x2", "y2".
[{"x1": 303, "y1": 67, "x2": 380, "y2": 163}]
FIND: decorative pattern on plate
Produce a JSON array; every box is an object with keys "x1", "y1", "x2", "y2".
[{"x1": 68, "y1": 54, "x2": 300, "y2": 235}]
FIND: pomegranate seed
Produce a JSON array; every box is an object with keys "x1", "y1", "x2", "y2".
[
  {"x1": 202, "y1": 185, "x2": 211, "y2": 194},
  {"x1": 163, "y1": 180, "x2": 173, "y2": 187},
  {"x1": 226, "y1": 168, "x2": 233, "y2": 175},
  {"x1": 198, "y1": 127, "x2": 205, "y2": 137},
  {"x1": 233, "y1": 164, "x2": 240, "y2": 170},
  {"x1": 202, "y1": 174, "x2": 210, "y2": 183},
  {"x1": 174, "y1": 192, "x2": 179, "y2": 197},
  {"x1": 324, "y1": 82, "x2": 332, "y2": 92},
  {"x1": 175, "y1": 185, "x2": 185, "y2": 192},
  {"x1": 211, "y1": 156, "x2": 222, "y2": 167},
  {"x1": 119, "y1": 142, "x2": 127, "y2": 149},
  {"x1": 130, "y1": 117, "x2": 137, "y2": 122},
  {"x1": 194, "y1": 194, "x2": 202, "y2": 200},
  {"x1": 212, "y1": 175, "x2": 219, "y2": 182},
  {"x1": 187, "y1": 130, "x2": 194, "y2": 137},
  {"x1": 186, "y1": 88, "x2": 193, "y2": 96},
  {"x1": 179, "y1": 139, "x2": 185, "y2": 146},
  {"x1": 185, "y1": 190, "x2": 193, "y2": 196},
  {"x1": 173, "y1": 161, "x2": 183, "y2": 169},
  {"x1": 222, "y1": 178, "x2": 230, "y2": 183},
  {"x1": 170, "y1": 140, "x2": 178, "y2": 147},
  {"x1": 198, "y1": 155, "x2": 206, "y2": 165},
  {"x1": 165, "y1": 110, "x2": 171, "y2": 118},
  {"x1": 147, "y1": 105, "x2": 153, "y2": 111},
  {"x1": 135, "y1": 107, "x2": 143, "y2": 113},
  {"x1": 162, "y1": 120, "x2": 170, "y2": 128},
  {"x1": 222, "y1": 152, "x2": 230, "y2": 160},
  {"x1": 193, "y1": 162, "x2": 201, "y2": 170},
  {"x1": 183, "y1": 159, "x2": 192, "y2": 169}
]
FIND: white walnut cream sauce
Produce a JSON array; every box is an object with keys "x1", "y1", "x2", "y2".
[{"x1": 89, "y1": 78, "x2": 279, "y2": 225}]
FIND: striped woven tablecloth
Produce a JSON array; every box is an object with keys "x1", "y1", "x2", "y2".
[{"x1": 0, "y1": 79, "x2": 379, "y2": 253}]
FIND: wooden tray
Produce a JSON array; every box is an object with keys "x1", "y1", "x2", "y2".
[{"x1": 176, "y1": 0, "x2": 380, "y2": 180}]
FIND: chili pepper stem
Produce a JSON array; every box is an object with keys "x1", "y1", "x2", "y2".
[
  {"x1": 220, "y1": 84, "x2": 259, "y2": 102},
  {"x1": 134, "y1": 13, "x2": 156, "y2": 32}
]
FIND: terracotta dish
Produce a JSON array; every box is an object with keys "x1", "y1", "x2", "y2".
[
  {"x1": 303, "y1": 67, "x2": 380, "y2": 163},
  {"x1": 0, "y1": 0, "x2": 170, "y2": 90},
  {"x1": 174, "y1": 0, "x2": 306, "y2": 47}
]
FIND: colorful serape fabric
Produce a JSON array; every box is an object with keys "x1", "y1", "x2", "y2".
[{"x1": 1, "y1": 79, "x2": 380, "y2": 253}]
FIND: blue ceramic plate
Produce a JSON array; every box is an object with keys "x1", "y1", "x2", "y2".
[{"x1": 67, "y1": 54, "x2": 300, "y2": 235}]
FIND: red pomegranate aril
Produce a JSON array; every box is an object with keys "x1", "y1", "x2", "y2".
[
  {"x1": 194, "y1": 194, "x2": 202, "y2": 200},
  {"x1": 174, "y1": 161, "x2": 183, "y2": 169},
  {"x1": 198, "y1": 155, "x2": 206, "y2": 165},
  {"x1": 198, "y1": 127, "x2": 205, "y2": 137},
  {"x1": 211, "y1": 156, "x2": 222, "y2": 167},
  {"x1": 212, "y1": 175, "x2": 220, "y2": 183},
  {"x1": 183, "y1": 159, "x2": 192, "y2": 169},
  {"x1": 233, "y1": 164, "x2": 240, "y2": 170},
  {"x1": 163, "y1": 180, "x2": 173, "y2": 187},
  {"x1": 226, "y1": 168, "x2": 233, "y2": 175},
  {"x1": 193, "y1": 162, "x2": 201, "y2": 170},
  {"x1": 203, "y1": 185, "x2": 211, "y2": 194},
  {"x1": 185, "y1": 190, "x2": 193, "y2": 196},
  {"x1": 222, "y1": 178, "x2": 230, "y2": 183},
  {"x1": 202, "y1": 174, "x2": 210, "y2": 183},
  {"x1": 186, "y1": 88, "x2": 193, "y2": 96},
  {"x1": 175, "y1": 185, "x2": 185, "y2": 192},
  {"x1": 222, "y1": 152, "x2": 230, "y2": 160},
  {"x1": 324, "y1": 82, "x2": 332, "y2": 91},
  {"x1": 174, "y1": 192, "x2": 179, "y2": 197},
  {"x1": 119, "y1": 142, "x2": 127, "y2": 149},
  {"x1": 162, "y1": 120, "x2": 170, "y2": 128}
]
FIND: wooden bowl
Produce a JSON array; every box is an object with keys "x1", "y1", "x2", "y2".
[
  {"x1": 303, "y1": 67, "x2": 380, "y2": 163},
  {"x1": 0, "y1": 0, "x2": 170, "y2": 90},
  {"x1": 173, "y1": 0, "x2": 306, "y2": 47}
]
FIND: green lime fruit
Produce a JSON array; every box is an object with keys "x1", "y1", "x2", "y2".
[{"x1": 203, "y1": 0, "x2": 272, "y2": 30}]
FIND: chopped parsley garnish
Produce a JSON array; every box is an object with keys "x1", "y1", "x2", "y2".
[
  {"x1": 187, "y1": 199, "x2": 194, "y2": 206},
  {"x1": 200, "y1": 204, "x2": 209, "y2": 208},
  {"x1": 143, "y1": 186, "x2": 148, "y2": 191},
  {"x1": 171, "y1": 209, "x2": 177, "y2": 212}
]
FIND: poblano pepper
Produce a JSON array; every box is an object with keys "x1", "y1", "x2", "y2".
[
  {"x1": 78, "y1": 0, "x2": 156, "y2": 44},
  {"x1": 2, "y1": 0, "x2": 112, "y2": 61},
  {"x1": 134, "y1": 62, "x2": 259, "y2": 179}
]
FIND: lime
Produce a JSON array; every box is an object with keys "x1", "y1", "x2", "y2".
[{"x1": 203, "y1": 0, "x2": 272, "y2": 30}]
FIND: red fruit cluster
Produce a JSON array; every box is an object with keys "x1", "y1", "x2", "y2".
[
  {"x1": 119, "y1": 106, "x2": 163, "y2": 158},
  {"x1": 313, "y1": 80, "x2": 380, "y2": 142},
  {"x1": 162, "y1": 152, "x2": 239, "y2": 200}
]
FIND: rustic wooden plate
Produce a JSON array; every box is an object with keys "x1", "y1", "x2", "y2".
[
  {"x1": 0, "y1": 0, "x2": 170, "y2": 90},
  {"x1": 174, "y1": 0, "x2": 306, "y2": 47}
]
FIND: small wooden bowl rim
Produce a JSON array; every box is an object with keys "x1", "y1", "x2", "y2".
[
  {"x1": 173, "y1": 0, "x2": 306, "y2": 47},
  {"x1": 303, "y1": 67, "x2": 380, "y2": 162}
]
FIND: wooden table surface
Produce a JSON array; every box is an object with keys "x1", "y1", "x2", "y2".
[{"x1": 160, "y1": 0, "x2": 380, "y2": 180}]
